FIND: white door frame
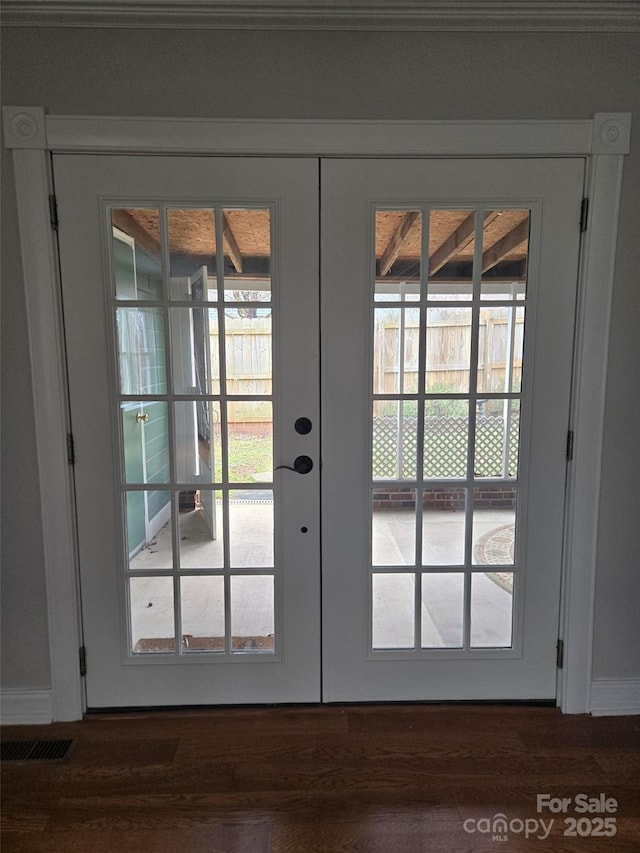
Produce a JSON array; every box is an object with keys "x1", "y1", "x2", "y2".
[{"x1": 3, "y1": 108, "x2": 631, "y2": 719}]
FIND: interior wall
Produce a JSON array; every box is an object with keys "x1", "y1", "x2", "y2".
[{"x1": 1, "y1": 27, "x2": 639, "y2": 692}]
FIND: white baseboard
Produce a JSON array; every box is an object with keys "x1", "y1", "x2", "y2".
[
  {"x1": 590, "y1": 679, "x2": 640, "y2": 716},
  {"x1": 0, "y1": 683, "x2": 637, "y2": 720},
  {"x1": 1, "y1": 688, "x2": 53, "y2": 725}
]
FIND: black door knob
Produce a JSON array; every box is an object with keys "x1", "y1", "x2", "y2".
[
  {"x1": 275, "y1": 455, "x2": 314, "y2": 474},
  {"x1": 293, "y1": 455, "x2": 313, "y2": 474}
]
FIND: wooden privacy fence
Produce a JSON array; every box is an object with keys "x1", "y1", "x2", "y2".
[
  {"x1": 210, "y1": 315, "x2": 272, "y2": 424},
  {"x1": 210, "y1": 312, "x2": 524, "y2": 424},
  {"x1": 374, "y1": 310, "x2": 524, "y2": 394}
]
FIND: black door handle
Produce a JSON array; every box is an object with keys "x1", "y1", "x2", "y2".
[
  {"x1": 275, "y1": 455, "x2": 314, "y2": 475},
  {"x1": 293, "y1": 455, "x2": 313, "y2": 474}
]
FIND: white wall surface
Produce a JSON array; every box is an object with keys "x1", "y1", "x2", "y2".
[{"x1": 1, "y1": 26, "x2": 639, "y2": 691}]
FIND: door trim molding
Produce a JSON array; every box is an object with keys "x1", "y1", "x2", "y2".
[
  {"x1": 6, "y1": 112, "x2": 618, "y2": 157},
  {"x1": 4, "y1": 108, "x2": 630, "y2": 719},
  {"x1": 4, "y1": 135, "x2": 84, "y2": 722}
]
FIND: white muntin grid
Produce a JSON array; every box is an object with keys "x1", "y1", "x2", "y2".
[
  {"x1": 368, "y1": 204, "x2": 533, "y2": 657},
  {"x1": 109, "y1": 203, "x2": 279, "y2": 661}
]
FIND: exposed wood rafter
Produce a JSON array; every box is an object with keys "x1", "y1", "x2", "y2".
[
  {"x1": 429, "y1": 210, "x2": 501, "y2": 275},
  {"x1": 378, "y1": 211, "x2": 420, "y2": 276},
  {"x1": 222, "y1": 214, "x2": 243, "y2": 273},
  {"x1": 482, "y1": 218, "x2": 529, "y2": 273}
]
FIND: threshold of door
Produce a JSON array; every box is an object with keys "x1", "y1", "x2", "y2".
[{"x1": 83, "y1": 698, "x2": 556, "y2": 718}]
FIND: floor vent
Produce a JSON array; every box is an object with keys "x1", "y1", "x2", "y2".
[{"x1": 1, "y1": 739, "x2": 74, "y2": 762}]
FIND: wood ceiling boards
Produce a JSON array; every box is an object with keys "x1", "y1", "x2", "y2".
[{"x1": 113, "y1": 206, "x2": 529, "y2": 281}]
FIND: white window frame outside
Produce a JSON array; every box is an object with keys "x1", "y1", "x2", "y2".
[{"x1": 3, "y1": 107, "x2": 631, "y2": 719}]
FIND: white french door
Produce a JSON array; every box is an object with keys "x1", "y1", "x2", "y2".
[
  {"x1": 55, "y1": 155, "x2": 321, "y2": 707},
  {"x1": 322, "y1": 158, "x2": 584, "y2": 701},
  {"x1": 54, "y1": 153, "x2": 583, "y2": 708}
]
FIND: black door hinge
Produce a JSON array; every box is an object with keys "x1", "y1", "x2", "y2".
[
  {"x1": 566, "y1": 430, "x2": 574, "y2": 462},
  {"x1": 79, "y1": 645, "x2": 87, "y2": 677},
  {"x1": 49, "y1": 195, "x2": 59, "y2": 231},
  {"x1": 556, "y1": 639, "x2": 564, "y2": 669},
  {"x1": 580, "y1": 198, "x2": 589, "y2": 233},
  {"x1": 67, "y1": 433, "x2": 75, "y2": 465}
]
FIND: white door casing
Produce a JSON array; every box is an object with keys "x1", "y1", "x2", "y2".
[{"x1": 3, "y1": 109, "x2": 630, "y2": 718}]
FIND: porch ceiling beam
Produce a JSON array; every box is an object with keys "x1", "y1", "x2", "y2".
[
  {"x1": 429, "y1": 210, "x2": 501, "y2": 275},
  {"x1": 222, "y1": 213, "x2": 244, "y2": 273},
  {"x1": 111, "y1": 209, "x2": 161, "y2": 262},
  {"x1": 378, "y1": 211, "x2": 420, "y2": 277},
  {"x1": 481, "y1": 218, "x2": 529, "y2": 274}
]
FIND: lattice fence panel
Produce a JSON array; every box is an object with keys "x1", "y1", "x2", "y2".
[
  {"x1": 372, "y1": 417, "x2": 417, "y2": 479},
  {"x1": 424, "y1": 417, "x2": 468, "y2": 478},
  {"x1": 373, "y1": 414, "x2": 520, "y2": 480},
  {"x1": 474, "y1": 415, "x2": 520, "y2": 478}
]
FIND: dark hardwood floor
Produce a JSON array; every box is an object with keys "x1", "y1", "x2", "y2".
[{"x1": 2, "y1": 704, "x2": 639, "y2": 851}]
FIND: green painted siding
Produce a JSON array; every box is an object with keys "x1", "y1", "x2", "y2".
[
  {"x1": 125, "y1": 491, "x2": 146, "y2": 556},
  {"x1": 143, "y1": 402, "x2": 170, "y2": 485},
  {"x1": 115, "y1": 233, "x2": 170, "y2": 549}
]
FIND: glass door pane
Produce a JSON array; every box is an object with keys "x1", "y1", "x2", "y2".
[
  {"x1": 370, "y1": 207, "x2": 530, "y2": 652},
  {"x1": 113, "y1": 207, "x2": 278, "y2": 657}
]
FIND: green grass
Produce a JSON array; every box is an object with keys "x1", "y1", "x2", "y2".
[{"x1": 216, "y1": 430, "x2": 273, "y2": 482}]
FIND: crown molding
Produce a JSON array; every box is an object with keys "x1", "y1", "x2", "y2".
[{"x1": 2, "y1": 0, "x2": 640, "y2": 30}]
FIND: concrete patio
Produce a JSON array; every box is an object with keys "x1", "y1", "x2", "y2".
[{"x1": 129, "y1": 499, "x2": 514, "y2": 653}]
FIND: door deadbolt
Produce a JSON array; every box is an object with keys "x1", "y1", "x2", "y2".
[{"x1": 294, "y1": 417, "x2": 313, "y2": 435}]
